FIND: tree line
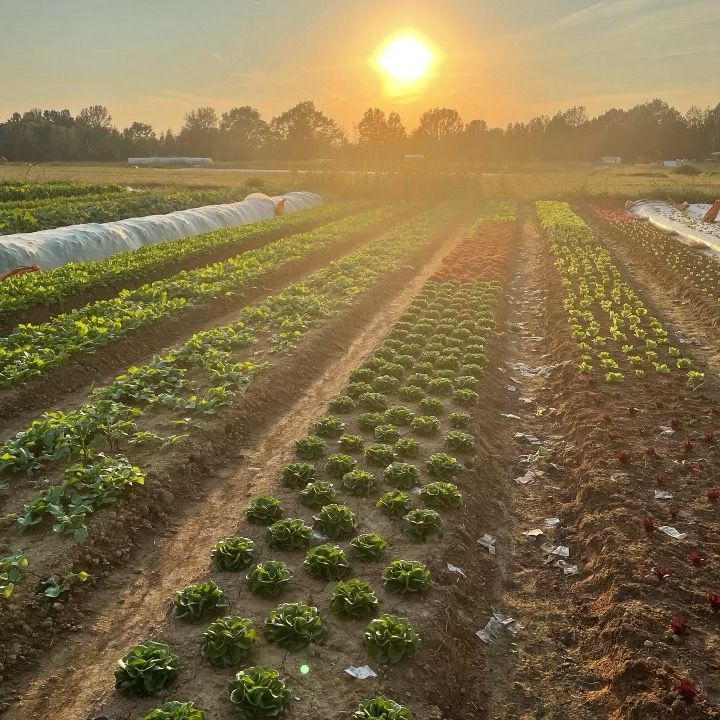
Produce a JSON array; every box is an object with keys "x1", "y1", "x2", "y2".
[{"x1": 0, "y1": 98, "x2": 718, "y2": 164}]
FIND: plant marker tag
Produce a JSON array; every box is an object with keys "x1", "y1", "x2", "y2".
[
  {"x1": 477, "y1": 534, "x2": 497, "y2": 554},
  {"x1": 447, "y1": 563, "x2": 466, "y2": 577},
  {"x1": 658, "y1": 525, "x2": 687, "y2": 540},
  {"x1": 344, "y1": 665, "x2": 377, "y2": 680}
]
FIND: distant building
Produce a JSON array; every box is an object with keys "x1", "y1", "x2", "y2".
[
  {"x1": 128, "y1": 157, "x2": 214, "y2": 167},
  {"x1": 600, "y1": 156, "x2": 622, "y2": 165}
]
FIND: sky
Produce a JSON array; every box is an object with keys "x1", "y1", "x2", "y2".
[{"x1": 1, "y1": 0, "x2": 719, "y2": 136}]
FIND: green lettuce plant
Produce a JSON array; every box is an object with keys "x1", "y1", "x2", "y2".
[
  {"x1": 350, "y1": 533, "x2": 388, "y2": 562},
  {"x1": 171, "y1": 580, "x2": 227, "y2": 622},
  {"x1": 383, "y1": 462, "x2": 420, "y2": 490},
  {"x1": 325, "y1": 453, "x2": 357, "y2": 478},
  {"x1": 264, "y1": 602, "x2": 326, "y2": 650},
  {"x1": 142, "y1": 701, "x2": 205, "y2": 720},
  {"x1": 426, "y1": 453, "x2": 461, "y2": 478},
  {"x1": 313, "y1": 503, "x2": 358, "y2": 539},
  {"x1": 211, "y1": 537, "x2": 256, "y2": 571},
  {"x1": 365, "y1": 444, "x2": 396, "y2": 467},
  {"x1": 267, "y1": 518, "x2": 312, "y2": 550},
  {"x1": 202, "y1": 616, "x2": 256, "y2": 667},
  {"x1": 331, "y1": 578, "x2": 380, "y2": 620},
  {"x1": 402, "y1": 509, "x2": 443, "y2": 541},
  {"x1": 376, "y1": 490, "x2": 412, "y2": 518},
  {"x1": 363, "y1": 615, "x2": 420, "y2": 664},
  {"x1": 352, "y1": 696, "x2": 412, "y2": 720},
  {"x1": 114, "y1": 641, "x2": 178, "y2": 696},
  {"x1": 246, "y1": 560, "x2": 293, "y2": 597},
  {"x1": 420, "y1": 481, "x2": 462, "y2": 509},
  {"x1": 393, "y1": 437, "x2": 419, "y2": 458},
  {"x1": 280, "y1": 462, "x2": 315, "y2": 488},
  {"x1": 342, "y1": 469, "x2": 378, "y2": 496},
  {"x1": 245, "y1": 495, "x2": 283, "y2": 525},
  {"x1": 294, "y1": 435, "x2": 327, "y2": 460},
  {"x1": 227, "y1": 666, "x2": 291, "y2": 719},
  {"x1": 382, "y1": 560, "x2": 431, "y2": 595},
  {"x1": 303, "y1": 544, "x2": 350, "y2": 580}
]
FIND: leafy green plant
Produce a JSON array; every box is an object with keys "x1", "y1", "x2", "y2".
[
  {"x1": 393, "y1": 437, "x2": 420, "y2": 458},
  {"x1": 267, "y1": 518, "x2": 313, "y2": 550},
  {"x1": 0, "y1": 550, "x2": 29, "y2": 598},
  {"x1": 313, "y1": 503, "x2": 358, "y2": 539},
  {"x1": 351, "y1": 533, "x2": 388, "y2": 562},
  {"x1": 347, "y1": 381, "x2": 373, "y2": 399},
  {"x1": 227, "y1": 665, "x2": 291, "y2": 719},
  {"x1": 358, "y1": 412, "x2": 386, "y2": 431},
  {"x1": 280, "y1": 462, "x2": 315, "y2": 489},
  {"x1": 294, "y1": 435, "x2": 327, "y2": 460},
  {"x1": 384, "y1": 405, "x2": 414, "y2": 425},
  {"x1": 245, "y1": 495, "x2": 283, "y2": 525},
  {"x1": 211, "y1": 537, "x2": 256, "y2": 571},
  {"x1": 453, "y1": 376, "x2": 478, "y2": 390},
  {"x1": 373, "y1": 375, "x2": 401, "y2": 393},
  {"x1": 402, "y1": 509, "x2": 443, "y2": 541},
  {"x1": 202, "y1": 616, "x2": 256, "y2": 667},
  {"x1": 331, "y1": 579, "x2": 380, "y2": 620},
  {"x1": 359, "y1": 392, "x2": 389, "y2": 411},
  {"x1": 325, "y1": 453, "x2": 357, "y2": 478},
  {"x1": 410, "y1": 415, "x2": 440, "y2": 436},
  {"x1": 171, "y1": 580, "x2": 227, "y2": 622},
  {"x1": 376, "y1": 490, "x2": 412, "y2": 518},
  {"x1": 338, "y1": 434, "x2": 365, "y2": 453},
  {"x1": 444, "y1": 431, "x2": 474, "y2": 452},
  {"x1": 264, "y1": 602, "x2": 326, "y2": 650},
  {"x1": 382, "y1": 560, "x2": 431, "y2": 595},
  {"x1": 352, "y1": 696, "x2": 412, "y2": 720},
  {"x1": 398, "y1": 385, "x2": 425, "y2": 402},
  {"x1": 451, "y1": 388, "x2": 479, "y2": 405},
  {"x1": 328, "y1": 395, "x2": 355, "y2": 413},
  {"x1": 363, "y1": 615, "x2": 421, "y2": 664},
  {"x1": 41, "y1": 569, "x2": 89, "y2": 598},
  {"x1": 142, "y1": 701, "x2": 206, "y2": 720},
  {"x1": 342, "y1": 469, "x2": 378, "y2": 496},
  {"x1": 383, "y1": 462, "x2": 420, "y2": 490},
  {"x1": 427, "y1": 378, "x2": 453, "y2": 395},
  {"x1": 374, "y1": 424, "x2": 401, "y2": 444},
  {"x1": 420, "y1": 481, "x2": 462, "y2": 509},
  {"x1": 300, "y1": 480, "x2": 337, "y2": 508},
  {"x1": 365, "y1": 444, "x2": 396, "y2": 467},
  {"x1": 426, "y1": 453, "x2": 461, "y2": 478},
  {"x1": 418, "y1": 397, "x2": 444, "y2": 415},
  {"x1": 246, "y1": 560, "x2": 293, "y2": 597},
  {"x1": 304, "y1": 544, "x2": 351, "y2": 580},
  {"x1": 314, "y1": 416, "x2": 346, "y2": 438},
  {"x1": 114, "y1": 641, "x2": 178, "y2": 696},
  {"x1": 449, "y1": 412, "x2": 471, "y2": 429},
  {"x1": 349, "y1": 368, "x2": 376, "y2": 383}
]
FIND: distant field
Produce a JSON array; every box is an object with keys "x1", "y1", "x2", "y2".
[{"x1": 1, "y1": 160, "x2": 720, "y2": 201}]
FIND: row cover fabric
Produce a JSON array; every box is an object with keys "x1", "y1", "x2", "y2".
[
  {"x1": 0, "y1": 191, "x2": 322, "y2": 272},
  {"x1": 626, "y1": 200, "x2": 720, "y2": 254}
]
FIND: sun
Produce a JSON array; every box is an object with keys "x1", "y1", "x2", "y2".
[{"x1": 378, "y1": 34, "x2": 433, "y2": 84}]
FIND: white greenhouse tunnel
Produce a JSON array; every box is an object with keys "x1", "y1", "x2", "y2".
[
  {"x1": 0, "y1": 191, "x2": 322, "y2": 272},
  {"x1": 626, "y1": 200, "x2": 720, "y2": 254}
]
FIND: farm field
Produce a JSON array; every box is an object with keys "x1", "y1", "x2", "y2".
[{"x1": 2, "y1": 179, "x2": 720, "y2": 720}]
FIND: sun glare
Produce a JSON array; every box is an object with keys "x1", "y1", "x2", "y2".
[{"x1": 378, "y1": 34, "x2": 433, "y2": 84}]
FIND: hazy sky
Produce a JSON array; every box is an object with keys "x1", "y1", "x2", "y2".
[{"x1": 2, "y1": 0, "x2": 719, "y2": 135}]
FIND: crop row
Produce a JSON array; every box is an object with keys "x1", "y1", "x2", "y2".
[
  {"x1": 105, "y1": 273, "x2": 504, "y2": 719},
  {"x1": 0, "y1": 202, "x2": 462, "y2": 586},
  {"x1": 0, "y1": 180, "x2": 123, "y2": 202},
  {"x1": 0, "y1": 202, "x2": 353, "y2": 319},
  {"x1": 0, "y1": 205, "x2": 392, "y2": 387},
  {"x1": 535, "y1": 202, "x2": 701, "y2": 385},
  {"x1": 593, "y1": 208, "x2": 720, "y2": 305},
  {"x1": 0, "y1": 188, "x2": 248, "y2": 234},
  {"x1": 431, "y1": 199, "x2": 515, "y2": 282}
]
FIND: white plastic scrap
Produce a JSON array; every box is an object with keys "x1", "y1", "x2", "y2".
[
  {"x1": 344, "y1": 666, "x2": 377, "y2": 680},
  {"x1": 658, "y1": 525, "x2": 687, "y2": 541},
  {"x1": 654, "y1": 490, "x2": 673, "y2": 500},
  {"x1": 501, "y1": 413, "x2": 521, "y2": 420},
  {"x1": 311, "y1": 530, "x2": 329, "y2": 542},
  {"x1": 447, "y1": 563, "x2": 466, "y2": 578},
  {"x1": 544, "y1": 517, "x2": 561, "y2": 528},
  {"x1": 522, "y1": 529, "x2": 545, "y2": 541},
  {"x1": 541, "y1": 543, "x2": 570, "y2": 558},
  {"x1": 659, "y1": 426, "x2": 675, "y2": 436},
  {"x1": 476, "y1": 612, "x2": 520, "y2": 644},
  {"x1": 554, "y1": 560, "x2": 578, "y2": 575},
  {"x1": 514, "y1": 432, "x2": 543, "y2": 446},
  {"x1": 477, "y1": 534, "x2": 497, "y2": 554},
  {"x1": 515, "y1": 470, "x2": 542, "y2": 485}
]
